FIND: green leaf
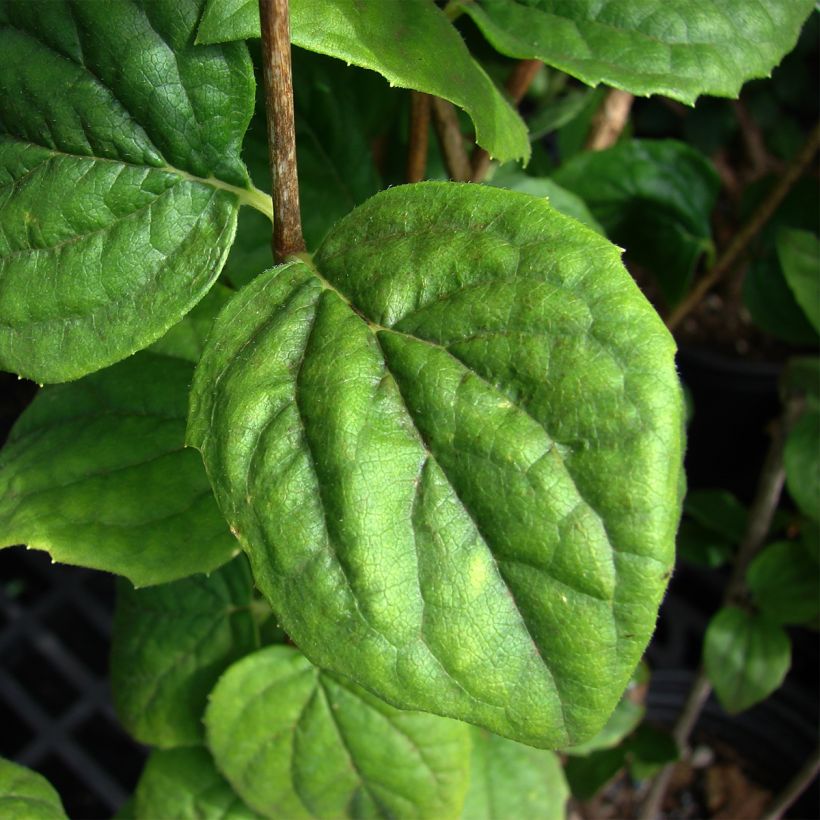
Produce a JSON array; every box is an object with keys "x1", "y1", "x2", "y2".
[
  {"x1": 134, "y1": 748, "x2": 258, "y2": 820},
  {"x1": 527, "y1": 89, "x2": 595, "y2": 141},
  {"x1": 188, "y1": 182, "x2": 685, "y2": 747},
  {"x1": 0, "y1": 0, "x2": 260, "y2": 383},
  {"x1": 778, "y1": 229, "x2": 820, "y2": 333},
  {"x1": 676, "y1": 519, "x2": 734, "y2": 569},
  {"x1": 626, "y1": 725, "x2": 678, "y2": 781},
  {"x1": 747, "y1": 540, "x2": 820, "y2": 625},
  {"x1": 564, "y1": 747, "x2": 625, "y2": 801},
  {"x1": 0, "y1": 352, "x2": 237, "y2": 586},
  {"x1": 0, "y1": 758, "x2": 67, "y2": 820},
  {"x1": 564, "y1": 697, "x2": 644, "y2": 757},
  {"x1": 782, "y1": 357, "x2": 820, "y2": 408},
  {"x1": 488, "y1": 168, "x2": 604, "y2": 234},
  {"x1": 457, "y1": 0, "x2": 815, "y2": 105},
  {"x1": 196, "y1": 0, "x2": 529, "y2": 163},
  {"x1": 205, "y1": 645, "x2": 471, "y2": 819},
  {"x1": 785, "y1": 408, "x2": 820, "y2": 521},
  {"x1": 704, "y1": 606, "x2": 791, "y2": 714},
  {"x1": 461, "y1": 728, "x2": 568, "y2": 820},
  {"x1": 684, "y1": 490, "x2": 747, "y2": 543},
  {"x1": 111, "y1": 556, "x2": 258, "y2": 748},
  {"x1": 553, "y1": 140, "x2": 719, "y2": 306}
]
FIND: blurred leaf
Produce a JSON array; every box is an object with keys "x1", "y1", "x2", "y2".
[
  {"x1": 704, "y1": 607, "x2": 791, "y2": 714},
  {"x1": 677, "y1": 519, "x2": 734, "y2": 569},
  {"x1": 564, "y1": 747, "x2": 626, "y2": 800},
  {"x1": 684, "y1": 489, "x2": 747, "y2": 543},
  {"x1": 528, "y1": 89, "x2": 594, "y2": 140},
  {"x1": 782, "y1": 357, "x2": 820, "y2": 407},
  {"x1": 784, "y1": 408, "x2": 820, "y2": 521},
  {"x1": 0, "y1": 757, "x2": 67, "y2": 820},
  {"x1": 747, "y1": 540, "x2": 820, "y2": 625},
  {"x1": 564, "y1": 697, "x2": 644, "y2": 756},
  {"x1": 553, "y1": 140, "x2": 719, "y2": 305},
  {"x1": 626, "y1": 725, "x2": 679, "y2": 781},
  {"x1": 778, "y1": 229, "x2": 820, "y2": 333}
]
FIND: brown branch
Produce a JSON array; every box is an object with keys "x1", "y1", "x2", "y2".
[
  {"x1": 406, "y1": 92, "x2": 431, "y2": 183},
  {"x1": 431, "y1": 97, "x2": 471, "y2": 182},
  {"x1": 259, "y1": 0, "x2": 305, "y2": 262},
  {"x1": 585, "y1": 88, "x2": 634, "y2": 151},
  {"x1": 471, "y1": 59, "x2": 542, "y2": 182},
  {"x1": 762, "y1": 745, "x2": 820, "y2": 820},
  {"x1": 667, "y1": 121, "x2": 820, "y2": 332}
]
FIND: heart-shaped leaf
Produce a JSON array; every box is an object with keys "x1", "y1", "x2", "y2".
[
  {"x1": 111, "y1": 556, "x2": 258, "y2": 747},
  {"x1": 189, "y1": 183, "x2": 685, "y2": 748},
  {"x1": 457, "y1": 0, "x2": 815, "y2": 105},
  {"x1": 0, "y1": 0, "x2": 262, "y2": 382},
  {"x1": 0, "y1": 758, "x2": 67, "y2": 820},
  {"x1": 0, "y1": 352, "x2": 237, "y2": 585},
  {"x1": 205, "y1": 645, "x2": 471, "y2": 819}
]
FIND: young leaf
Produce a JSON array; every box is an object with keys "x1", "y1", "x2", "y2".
[
  {"x1": 461, "y1": 728, "x2": 568, "y2": 820},
  {"x1": 778, "y1": 229, "x2": 820, "y2": 333},
  {"x1": 0, "y1": 0, "x2": 259, "y2": 383},
  {"x1": 134, "y1": 748, "x2": 258, "y2": 820},
  {"x1": 188, "y1": 183, "x2": 685, "y2": 748},
  {"x1": 111, "y1": 556, "x2": 258, "y2": 748},
  {"x1": 0, "y1": 353, "x2": 237, "y2": 586},
  {"x1": 703, "y1": 606, "x2": 791, "y2": 714},
  {"x1": 0, "y1": 757, "x2": 67, "y2": 820},
  {"x1": 196, "y1": 0, "x2": 530, "y2": 163},
  {"x1": 747, "y1": 540, "x2": 820, "y2": 625},
  {"x1": 456, "y1": 0, "x2": 815, "y2": 105},
  {"x1": 552, "y1": 140, "x2": 720, "y2": 306},
  {"x1": 785, "y1": 408, "x2": 820, "y2": 522},
  {"x1": 205, "y1": 645, "x2": 471, "y2": 819}
]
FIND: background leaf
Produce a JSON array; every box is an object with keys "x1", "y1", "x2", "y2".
[
  {"x1": 458, "y1": 0, "x2": 815, "y2": 105},
  {"x1": 552, "y1": 140, "x2": 720, "y2": 306},
  {"x1": 703, "y1": 606, "x2": 791, "y2": 713},
  {"x1": 0, "y1": 353, "x2": 237, "y2": 585},
  {"x1": 0, "y1": 757, "x2": 67, "y2": 820},
  {"x1": 0, "y1": 0, "x2": 256, "y2": 382},
  {"x1": 111, "y1": 557, "x2": 258, "y2": 747},
  {"x1": 205, "y1": 645, "x2": 471, "y2": 819},
  {"x1": 778, "y1": 228, "x2": 820, "y2": 332},
  {"x1": 189, "y1": 183, "x2": 684, "y2": 748},
  {"x1": 785, "y1": 408, "x2": 820, "y2": 522}
]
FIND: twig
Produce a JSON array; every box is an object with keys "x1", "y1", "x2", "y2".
[
  {"x1": 734, "y1": 99, "x2": 772, "y2": 181},
  {"x1": 406, "y1": 92, "x2": 431, "y2": 183},
  {"x1": 585, "y1": 88, "x2": 634, "y2": 151},
  {"x1": 471, "y1": 59, "x2": 542, "y2": 182},
  {"x1": 667, "y1": 122, "x2": 820, "y2": 331},
  {"x1": 639, "y1": 399, "x2": 801, "y2": 820},
  {"x1": 431, "y1": 97, "x2": 471, "y2": 182},
  {"x1": 762, "y1": 745, "x2": 820, "y2": 820},
  {"x1": 259, "y1": 0, "x2": 305, "y2": 262}
]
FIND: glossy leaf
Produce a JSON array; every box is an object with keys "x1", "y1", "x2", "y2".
[
  {"x1": 553, "y1": 140, "x2": 719, "y2": 306},
  {"x1": 703, "y1": 606, "x2": 791, "y2": 714},
  {"x1": 111, "y1": 557, "x2": 258, "y2": 747},
  {"x1": 205, "y1": 645, "x2": 471, "y2": 819},
  {"x1": 0, "y1": 0, "x2": 257, "y2": 382},
  {"x1": 461, "y1": 729, "x2": 568, "y2": 820},
  {"x1": 747, "y1": 540, "x2": 820, "y2": 625},
  {"x1": 778, "y1": 229, "x2": 820, "y2": 333},
  {"x1": 196, "y1": 0, "x2": 529, "y2": 163},
  {"x1": 0, "y1": 758, "x2": 67, "y2": 820},
  {"x1": 134, "y1": 748, "x2": 258, "y2": 820},
  {"x1": 458, "y1": 0, "x2": 815, "y2": 105},
  {"x1": 0, "y1": 353, "x2": 237, "y2": 586},
  {"x1": 785, "y1": 408, "x2": 820, "y2": 522},
  {"x1": 189, "y1": 183, "x2": 685, "y2": 747}
]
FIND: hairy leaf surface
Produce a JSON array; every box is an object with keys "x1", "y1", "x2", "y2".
[
  {"x1": 458, "y1": 0, "x2": 815, "y2": 105},
  {"x1": 189, "y1": 183, "x2": 685, "y2": 747},
  {"x1": 0, "y1": 758, "x2": 67, "y2": 820},
  {"x1": 135, "y1": 748, "x2": 258, "y2": 820},
  {"x1": 206, "y1": 645, "x2": 471, "y2": 819},
  {"x1": 196, "y1": 0, "x2": 529, "y2": 162},
  {"x1": 0, "y1": 0, "x2": 256, "y2": 382},
  {"x1": 0, "y1": 353, "x2": 237, "y2": 585},
  {"x1": 111, "y1": 557, "x2": 257, "y2": 747}
]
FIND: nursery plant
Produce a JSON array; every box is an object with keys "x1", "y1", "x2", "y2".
[{"x1": 0, "y1": 0, "x2": 815, "y2": 817}]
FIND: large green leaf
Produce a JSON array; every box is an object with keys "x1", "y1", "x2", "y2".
[
  {"x1": 703, "y1": 606, "x2": 791, "y2": 713},
  {"x1": 0, "y1": 0, "x2": 260, "y2": 383},
  {"x1": 0, "y1": 758, "x2": 67, "y2": 820},
  {"x1": 552, "y1": 140, "x2": 719, "y2": 306},
  {"x1": 134, "y1": 748, "x2": 258, "y2": 820},
  {"x1": 778, "y1": 229, "x2": 820, "y2": 333},
  {"x1": 188, "y1": 183, "x2": 685, "y2": 747},
  {"x1": 0, "y1": 352, "x2": 237, "y2": 586},
  {"x1": 461, "y1": 729, "x2": 567, "y2": 820},
  {"x1": 205, "y1": 645, "x2": 471, "y2": 819},
  {"x1": 111, "y1": 557, "x2": 258, "y2": 748},
  {"x1": 196, "y1": 0, "x2": 529, "y2": 163},
  {"x1": 458, "y1": 0, "x2": 815, "y2": 105},
  {"x1": 785, "y1": 408, "x2": 820, "y2": 522}
]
